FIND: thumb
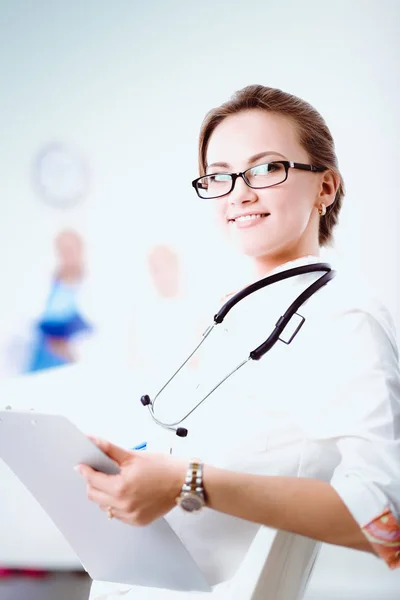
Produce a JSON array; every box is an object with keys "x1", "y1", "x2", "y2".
[{"x1": 88, "y1": 436, "x2": 132, "y2": 465}]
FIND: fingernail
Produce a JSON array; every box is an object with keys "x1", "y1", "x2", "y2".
[
  {"x1": 88, "y1": 435, "x2": 101, "y2": 446},
  {"x1": 74, "y1": 465, "x2": 82, "y2": 474}
]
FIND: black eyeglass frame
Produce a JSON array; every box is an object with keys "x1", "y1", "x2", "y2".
[{"x1": 192, "y1": 161, "x2": 327, "y2": 199}]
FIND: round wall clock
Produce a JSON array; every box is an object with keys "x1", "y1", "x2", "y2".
[{"x1": 33, "y1": 143, "x2": 90, "y2": 208}]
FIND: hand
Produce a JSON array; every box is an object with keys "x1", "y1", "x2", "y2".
[{"x1": 75, "y1": 438, "x2": 187, "y2": 526}]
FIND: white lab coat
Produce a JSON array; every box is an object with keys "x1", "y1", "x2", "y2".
[{"x1": 87, "y1": 255, "x2": 399, "y2": 598}]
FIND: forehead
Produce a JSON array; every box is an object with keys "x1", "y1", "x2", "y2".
[{"x1": 206, "y1": 109, "x2": 307, "y2": 168}]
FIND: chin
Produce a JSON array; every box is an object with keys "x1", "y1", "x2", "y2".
[{"x1": 231, "y1": 238, "x2": 273, "y2": 258}]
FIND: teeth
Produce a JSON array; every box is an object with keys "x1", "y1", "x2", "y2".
[{"x1": 235, "y1": 214, "x2": 264, "y2": 222}]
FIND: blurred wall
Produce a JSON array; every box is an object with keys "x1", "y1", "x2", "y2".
[{"x1": 0, "y1": 0, "x2": 399, "y2": 376}]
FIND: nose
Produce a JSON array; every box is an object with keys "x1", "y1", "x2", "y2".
[{"x1": 228, "y1": 175, "x2": 258, "y2": 206}]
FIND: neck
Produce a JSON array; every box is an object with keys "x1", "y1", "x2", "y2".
[
  {"x1": 57, "y1": 266, "x2": 84, "y2": 283},
  {"x1": 251, "y1": 247, "x2": 320, "y2": 279}
]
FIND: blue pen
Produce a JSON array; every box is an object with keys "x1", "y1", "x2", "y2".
[{"x1": 131, "y1": 442, "x2": 147, "y2": 451}]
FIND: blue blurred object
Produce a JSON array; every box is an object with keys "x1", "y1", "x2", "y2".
[
  {"x1": 38, "y1": 313, "x2": 92, "y2": 338},
  {"x1": 24, "y1": 279, "x2": 93, "y2": 373},
  {"x1": 26, "y1": 336, "x2": 71, "y2": 372}
]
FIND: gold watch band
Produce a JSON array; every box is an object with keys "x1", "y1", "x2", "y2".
[{"x1": 182, "y1": 459, "x2": 204, "y2": 494}]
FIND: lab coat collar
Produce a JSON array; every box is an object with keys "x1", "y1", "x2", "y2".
[{"x1": 226, "y1": 255, "x2": 324, "y2": 300}]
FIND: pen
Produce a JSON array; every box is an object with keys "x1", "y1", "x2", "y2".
[{"x1": 131, "y1": 442, "x2": 147, "y2": 451}]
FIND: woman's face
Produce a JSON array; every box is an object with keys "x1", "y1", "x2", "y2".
[
  {"x1": 205, "y1": 110, "x2": 329, "y2": 268},
  {"x1": 56, "y1": 232, "x2": 84, "y2": 270}
]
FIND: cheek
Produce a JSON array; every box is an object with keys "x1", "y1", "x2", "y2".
[
  {"x1": 270, "y1": 185, "x2": 314, "y2": 220},
  {"x1": 212, "y1": 200, "x2": 228, "y2": 225}
]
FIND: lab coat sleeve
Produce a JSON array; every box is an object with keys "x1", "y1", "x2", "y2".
[{"x1": 315, "y1": 303, "x2": 400, "y2": 568}]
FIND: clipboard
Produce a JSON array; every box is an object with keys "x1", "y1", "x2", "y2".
[{"x1": 0, "y1": 409, "x2": 211, "y2": 592}]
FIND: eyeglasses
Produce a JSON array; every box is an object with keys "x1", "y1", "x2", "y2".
[{"x1": 192, "y1": 161, "x2": 326, "y2": 200}]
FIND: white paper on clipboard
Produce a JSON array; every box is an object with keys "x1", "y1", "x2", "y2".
[{"x1": 0, "y1": 409, "x2": 211, "y2": 592}]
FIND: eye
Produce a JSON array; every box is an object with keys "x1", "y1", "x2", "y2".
[
  {"x1": 249, "y1": 162, "x2": 281, "y2": 176},
  {"x1": 209, "y1": 173, "x2": 232, "y2": 182},
  {"x1": 245, "y1": 162, "x2": 287, "y2": 188},
  {"x1": 196, "y1": 173, "x2": 233, "y2": 198}
]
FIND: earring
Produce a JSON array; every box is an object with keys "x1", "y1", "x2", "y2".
[{"x1": 318, "y1": 203, "x2": 326, "y2": 216}]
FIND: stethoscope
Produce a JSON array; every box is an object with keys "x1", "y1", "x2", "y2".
[{"x1": 140, "y1": 263, "x2": 335, "y2": 437}]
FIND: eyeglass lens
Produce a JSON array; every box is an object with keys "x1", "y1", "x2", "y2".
[{"x1": 197, "y1": 162, "x2": 287, "y2": 198}]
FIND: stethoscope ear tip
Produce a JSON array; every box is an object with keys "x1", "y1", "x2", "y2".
[
  {"x1": 140, "y1": 394, "x2": 151, "y2": 406},
  {"x1": 176, "y1": 427, "x2": 188, "y2": 437}
]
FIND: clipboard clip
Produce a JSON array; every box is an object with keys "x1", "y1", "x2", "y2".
[
  {"x1": 2, "y1": 406, "x2": 37, "y2": 425},
  {"x1": 3, "y1": 406, "x2": 35, "y2": 411}
]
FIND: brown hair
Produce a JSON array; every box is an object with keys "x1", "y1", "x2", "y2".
[{"x1": 198, "y1": 85, "x2": 345, "y2": 246}]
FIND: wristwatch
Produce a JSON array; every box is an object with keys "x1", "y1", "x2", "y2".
[{"x1": 176, "y1": 459, "x2": 206, "y2": 512}]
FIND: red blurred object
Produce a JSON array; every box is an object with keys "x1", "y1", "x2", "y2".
[
  {"x1": 0, "y1": 569, "x2": 13, "y2": 577},
  {"x1": 0, "y1": 567, "x2": 49, "y2": 579}
]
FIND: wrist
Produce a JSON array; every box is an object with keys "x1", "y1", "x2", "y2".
[
  {"x1": 171, "y1": 458, "x2": 188, "y2": 498},
  {"x1": 202, "y1": 463, "x2": 219, "y2": 509}
]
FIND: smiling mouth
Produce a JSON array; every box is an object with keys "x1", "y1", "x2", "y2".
[{"x1": 228, "y1": 213, "x2": 270, "y2": 223}]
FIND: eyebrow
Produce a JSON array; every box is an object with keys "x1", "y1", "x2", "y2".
[{"x1": 206, "y1": 150, "x2": 287, "y2": 171}]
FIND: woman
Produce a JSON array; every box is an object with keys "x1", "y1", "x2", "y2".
[
  {"x1": 25, "y1": 230, "x2": 93, "y2": 373},
  {"x1": 80, "y1": 85, "x2": 400, "y2": 599}
]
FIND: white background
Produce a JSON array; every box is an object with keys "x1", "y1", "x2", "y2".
[{"x1": 0, "y1": 1, "x2": 399, "y2": 598}]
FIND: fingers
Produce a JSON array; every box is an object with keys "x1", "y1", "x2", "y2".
[
  {"x1": 85, "y1": 483, "x2": 128, "y2": 518},
  {"x1": 86, "y1": 486, "x2": 114, "y2": 508},
  {"x1": 75, "y1": 464, "x2": 116, "y2": 492},
  {"x1": 99, "y1": 504, "x2": 128, "y2": 522},
  {"x1": 87, "y1": 436, "x2": 133, "y2": 465},
  {"x1": 98, "y1": 503, "x2": 146, "y2": 527}
]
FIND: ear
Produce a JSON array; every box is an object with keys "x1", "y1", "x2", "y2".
[{"x1": 315, "y1": 170, "x2": 340, "y2": 209}]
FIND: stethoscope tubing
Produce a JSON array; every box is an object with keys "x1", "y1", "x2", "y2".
[{"x1": 141, "y1": 263, "x2": 335, "y2": 436}]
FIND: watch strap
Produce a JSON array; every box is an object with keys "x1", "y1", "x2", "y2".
[{"x1": 181, "y1": 459, "x2": 204, "y2": 496}]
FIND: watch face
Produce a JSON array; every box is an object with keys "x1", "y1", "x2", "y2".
[
  {"x1": 179, "y1": 494, "x2": 204, "y2": 513},
  {"x1": 33, "y1": 143, "x2": 89, "y2": 208}
]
